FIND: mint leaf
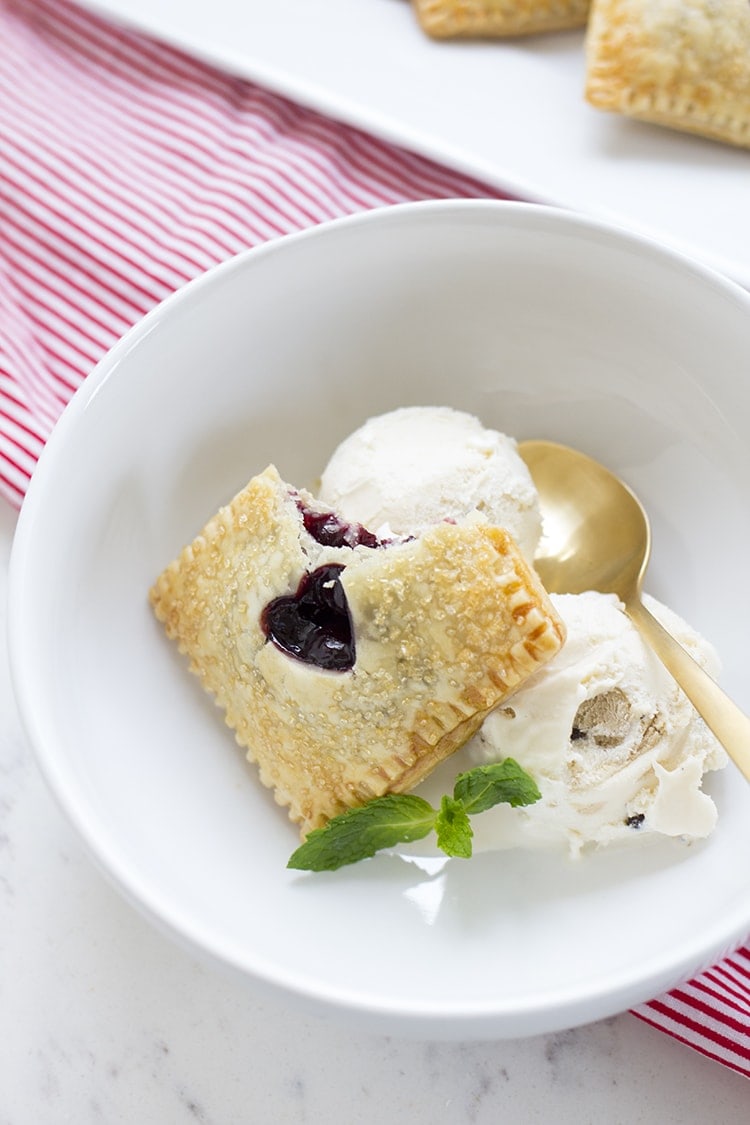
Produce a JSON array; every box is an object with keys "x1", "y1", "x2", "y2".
[
  {"x1": 287, "y1": 794, "x2": 436, "y2": 871},
  {"x1": 287, "y1": 760, "x2": 543, "y2": 871},
  {"x1": 434, "y1": 795, "x2": 473, "y2": 859},
  {"x1": 453, "y1": 759, "x2": 541, "y2": 815}
]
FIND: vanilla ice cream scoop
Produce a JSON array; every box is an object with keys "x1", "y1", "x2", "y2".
[
  {"x1": 318, "y1": 406, "x2": 542, "y2": 560},
  {"x1": 463, "y1": 590, "x2": 727, "y2": 855}
]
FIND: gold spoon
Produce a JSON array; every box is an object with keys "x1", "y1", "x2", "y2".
[{"x1": 518, "y1": 439, "x2": 750, "y2": 782}]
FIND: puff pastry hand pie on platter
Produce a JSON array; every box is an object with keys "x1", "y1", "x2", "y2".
[
  {"x1": 150, "y1": 465, "x2": 566, "y2": 835},
  {"x1": 585, "y1": 0, "x2": 750, "y2": 149},
  {"x1": 412, "y1": 0, "x2": 591, "y2": 38}
]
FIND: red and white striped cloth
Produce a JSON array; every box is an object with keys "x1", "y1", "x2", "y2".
[{"x1": 2, "y1": 0, "x2": 748, "y2": 1077}]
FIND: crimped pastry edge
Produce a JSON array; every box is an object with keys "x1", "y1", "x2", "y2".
[{"x1": 412, "y1": 0, "x2": 590, "y2": 38}]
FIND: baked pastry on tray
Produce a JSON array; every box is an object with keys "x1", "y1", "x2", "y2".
[
  {"x1": 412, "y1": 0, "x2": 590, "y2": 38},
  {"x1": 585, "y1": 0, "x2": 750, "y2": 149},
  {"x1": 150, "y1": 465, "x2": 566, "y2": 834}
]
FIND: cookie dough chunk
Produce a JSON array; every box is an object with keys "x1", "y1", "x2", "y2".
[{"x1": 150, "y1": 465, "x2": 566, "y2": 834}]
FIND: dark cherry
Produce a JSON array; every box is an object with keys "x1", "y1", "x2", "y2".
[
  {"x1": 295, "y1": 499, "x2": 386, "y2": 549},
  {"x1": 261, "y1": 564, "x2": 355, "y2": 671}
]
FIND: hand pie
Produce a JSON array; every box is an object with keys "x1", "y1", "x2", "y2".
[
  {"x1": 150, "y1": 465, "x2": 566, "y2": 834},
  {"x1": 585, "y1": 0, "x2": 750, "y2": 149},
  {"x1": 412, "y1": 0, "x2": 590, "y2": 38}
]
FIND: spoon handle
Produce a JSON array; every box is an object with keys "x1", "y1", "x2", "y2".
[{"x1": 626, "y1": 598, "x2": 750, "y2": 782}]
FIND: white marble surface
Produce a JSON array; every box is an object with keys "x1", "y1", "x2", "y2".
[{"x1": 1, "y1": 497, "x2": 747, "y2": 1124}]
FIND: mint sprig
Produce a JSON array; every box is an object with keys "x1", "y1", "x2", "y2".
[{"x1": 287, "y1": 758, "x2": 541, "y2": 872}]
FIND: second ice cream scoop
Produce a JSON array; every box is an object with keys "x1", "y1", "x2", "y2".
[{"x1": 518, "y1": 439, "x2": 750, "y2": 783}]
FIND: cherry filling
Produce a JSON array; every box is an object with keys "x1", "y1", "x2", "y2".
[
  {"x1": 295, "y1": 499, "x2": 390, "y2": 549},
  {"x1": 261, "y1": 498, "x2": 401, "y2": 671},
  {"x1": 261, "y1": 564, "x2": 355, "y2": 671}
]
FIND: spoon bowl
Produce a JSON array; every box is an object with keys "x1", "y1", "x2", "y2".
[
  {"x1": 519, "y1": 440, "x2": 651, "y2": 601},
  {"x1": 519, "y1": 439, "x2": 750, "y2": 783}
]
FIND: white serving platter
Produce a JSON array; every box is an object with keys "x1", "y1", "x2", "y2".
[{"x1": 75, "y1": 0, "x2": 750, "y2": 287}]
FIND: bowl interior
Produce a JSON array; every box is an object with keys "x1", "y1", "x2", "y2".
[{"x1": 11, "y1": 201, "x2": 750, "y2": 1036}]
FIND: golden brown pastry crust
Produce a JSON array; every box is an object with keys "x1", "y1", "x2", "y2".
[
  {"x1": 585, "y1": 0, "x2": 750, "y2": 149},
  {"x1": 150, "y1": 465, "x2": 565, "y2": 835},
  {"x1": 413, "y1": 0, "x2": 590, "y2": 38}
]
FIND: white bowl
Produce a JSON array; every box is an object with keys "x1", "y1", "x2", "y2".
[{"x1": 9, "y1": 201, "x2": 750, "y2": 1038}]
